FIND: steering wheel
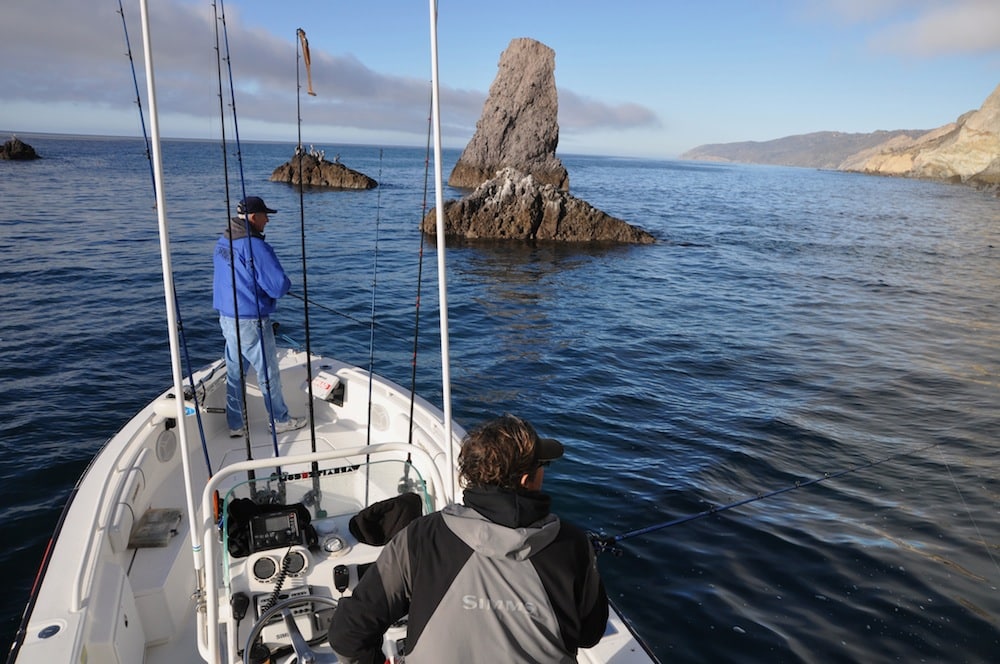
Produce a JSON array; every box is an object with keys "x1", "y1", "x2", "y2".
[{"x1": 243, "y1": 594, "x2": 339, "y2": 664}]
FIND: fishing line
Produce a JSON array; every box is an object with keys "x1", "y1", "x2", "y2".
[
  {"x1": 934, "y1": 445, "x2": 1000, "y2": 579},
  {"x1": 286, "y1": 292, "x2": 413, "y2": 343},
  {"x1": 591, "y1": 439, "x2": 944, "y2": 556},
  {"x1": 118, "y1": 0, "x2": 213, "y2": 477}
]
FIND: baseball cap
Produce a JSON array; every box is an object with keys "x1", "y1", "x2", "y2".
[{"x1": 238, "y1": 196, "x2": 277, "y2": 215}]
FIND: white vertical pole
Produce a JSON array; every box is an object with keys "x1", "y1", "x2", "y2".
[
  {"x1": 428, "y1": 0, "x2": 456, "y2": 503},
  {"x1": 136, "y1": 0, "x2": 210, "y2": 658}
]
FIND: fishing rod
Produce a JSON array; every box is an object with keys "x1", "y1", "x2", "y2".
[
  {"x1": 407, "y1": 96, "x2": 435, "y2": 449},
  {"x1": 211, "y1": 0, "x2": 256, "y2": 488},
  {"x1": 116, "y1": 0, "x2": 154, "y2": 186},
  {"x1": 590, "y1": 439, "x2": 944, "y2": 556},
  {"x1": 366, "y1": 149, "x2": 386, "y2": 450},
  {"x1": 215, "y1": 0, "x2": 285, "y2": 495},
  {"x1": 294, "y1": 28, "x2": 324, "y2": 517},
  {"x1": 394, "y1": 96, "x2": 439, "y2": 499},
  {"x1": 362, "y1": 149, "x2": 387, "y2": 508}
]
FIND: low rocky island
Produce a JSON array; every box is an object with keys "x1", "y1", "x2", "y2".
[
  {"x1": 1, "y1": 137, "x2": 40, "y2": 160},
  {"x1": 422, "y1": 167, "x2": 654, "y2": 243},
  {"x1": 270, "y1": 149, "x2": 376, "y2": 189}
]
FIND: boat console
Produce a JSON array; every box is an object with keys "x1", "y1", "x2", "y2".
[
  {"x1": 208, "y1": 450, "x2": 438, "y2": 664},
  {"x1": 231, "y1": 512, "x2": 409, "y2": 662}
]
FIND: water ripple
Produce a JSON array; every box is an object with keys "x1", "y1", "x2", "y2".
[{"x1": 1, "y1": 140, "x2": 997, "y2": 661}]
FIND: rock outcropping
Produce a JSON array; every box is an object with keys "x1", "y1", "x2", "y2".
[
  {"x1": 1, "y1": 137, "x2": 39, "y2": 160},
  {"x1": 448, "y1": 38, "x2": 568, "y2": 190},
  {"x1": 270, "y1": 152, "x2": 376, "y2": 189},
  {"x1": 841, "y1": 83, "x2": 1000, "y2": 187},
  {"x1": 422, "y1": 168, "x2": 655, "y2": 244}
]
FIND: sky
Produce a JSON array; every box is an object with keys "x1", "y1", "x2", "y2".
[{"x1": 1, "y1": 0, "x2": 999, "y2": 159}]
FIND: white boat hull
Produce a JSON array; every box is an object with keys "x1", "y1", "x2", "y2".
[{"x1": 9, "y1": 349, "x2": 657, "y2": 663}]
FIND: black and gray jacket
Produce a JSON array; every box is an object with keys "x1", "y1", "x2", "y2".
[{"x1": 329, "y1": 486, "x2": 609, "y2": 663}]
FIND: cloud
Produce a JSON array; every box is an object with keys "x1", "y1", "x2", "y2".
[
  {"x1": 558, "y1": 90, "x2": 661, "y2": 132},
  {"x1": 0, "y1": 1, "x2": 446, "y2": 138},
  {"x1": 874, "y1": 1, "x2": 1000, "y2": 55},
  {"x1": 0, "y1": 0, "x2": 657, "y2": 144},
  {"x1": 804, "y1": 0, "x2": 1000, "y2": 55},
  {"x1": 802, "y1": 0, "x2": 912, "y2": 23}
]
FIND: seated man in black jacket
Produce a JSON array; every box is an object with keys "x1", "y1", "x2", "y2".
[{"x1": 329, "y1": 414, "x2": 609, "y2": 663}]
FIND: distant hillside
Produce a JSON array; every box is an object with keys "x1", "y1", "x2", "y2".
[
  {"x1": 840, "y1": 83, "x2": 1000, "y2": 187},
  {"x1": 681, "y1": 130, "x2": 927, "y2": 169}
]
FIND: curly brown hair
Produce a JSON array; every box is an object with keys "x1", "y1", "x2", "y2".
[{"x1": 458, "y1": 414, "x2": 540, "y2": 489}]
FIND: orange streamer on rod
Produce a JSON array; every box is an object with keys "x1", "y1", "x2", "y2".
[{"x1": 297, "y1": 28, "x2": 317, "y2": 96}]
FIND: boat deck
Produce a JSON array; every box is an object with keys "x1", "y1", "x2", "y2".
[{"x1": 12, "y1": 350, "x2": 657, "y2": 663}]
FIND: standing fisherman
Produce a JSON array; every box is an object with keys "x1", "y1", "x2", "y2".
[{"x1": 213, "y1": 196, "x2": 307, "y2": 437}]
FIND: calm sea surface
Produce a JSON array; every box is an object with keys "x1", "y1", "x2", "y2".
[{"x1": 1, "y1": 135, "x2": 998, "y2": 662}]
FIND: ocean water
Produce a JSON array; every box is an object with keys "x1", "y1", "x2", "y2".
[{"x1": 1, "y1": 135, "x2": 998, "y2": 662}]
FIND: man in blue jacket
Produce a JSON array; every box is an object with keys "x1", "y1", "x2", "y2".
[
  {"x1": 213, "y1": 196, "x2": 306, "y2": 437},
  {"x1": 330, "y1": 414, "x2": 609, "y2": 663}
]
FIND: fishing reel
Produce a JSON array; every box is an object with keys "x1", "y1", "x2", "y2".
[{"x1": 587, "y1": 531, "x2": 622, "y2": 557}]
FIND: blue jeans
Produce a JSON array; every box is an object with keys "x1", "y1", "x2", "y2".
[{"x1": 220, "y1": 315, "x2": 290, "y2": 429}]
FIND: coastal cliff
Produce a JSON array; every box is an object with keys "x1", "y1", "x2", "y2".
[
  {"x1": 680, "y1": 131, "x2": 925, "y2": 170},
  {"x1": 840, "y1": 83, "x2": 1000, "y2": 187},
  {"x1": 683, "y1": 82, "x2": 1000, "y2": 189}
]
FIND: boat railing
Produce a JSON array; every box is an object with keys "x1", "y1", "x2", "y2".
[
  {"x1": 69, "y1": 403, "x2": 168, "y2": 612},
  {"x1": 196, "y1": 442, "x2": 452, "y2": 662}
]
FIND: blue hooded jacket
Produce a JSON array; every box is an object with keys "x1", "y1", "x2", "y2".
[{"x1": 212, "y1": 216, "x2": 291, "y2": 319}]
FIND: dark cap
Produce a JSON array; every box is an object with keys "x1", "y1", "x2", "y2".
[
  {"x1": 535, "y1": 436, "x2": 564, "y2": 463},
  {"x1": 238, "y1": 196, "x2": 277, "y2": 215},
  {"x1": 458, "y1": 414, "x2": 565, "y2": 489}
]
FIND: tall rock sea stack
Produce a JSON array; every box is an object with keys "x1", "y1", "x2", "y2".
[
  {"x1": 449, "y1": 38, "x2": 569, "y2": 190},
  {"x1": 426, "y1": 37, "x2": 654, "y2": 243},
  {"x1": 841, "y1": 82, "x2": 1000, "y2": 187}
]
